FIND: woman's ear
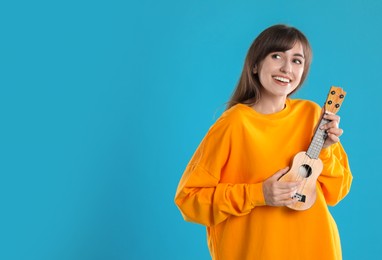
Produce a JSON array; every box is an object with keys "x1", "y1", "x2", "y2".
[{"x1": 253, "y1": 65, "x2": 258, "y2": 74}]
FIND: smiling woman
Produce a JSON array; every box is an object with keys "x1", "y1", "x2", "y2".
[
  {"x1": 174, "y1": 24, "x2": 352, "y2": 260},
  {"x1": 228, "y1": 24, "x2": 312, "y2": 112},
  {"x1": 253, "y1": 42, "x2": 305, "y2": 114}
]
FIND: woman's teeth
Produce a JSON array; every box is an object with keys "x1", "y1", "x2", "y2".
[{"x1": 273, "y1": 76, "x2": 291, "y2": 83}]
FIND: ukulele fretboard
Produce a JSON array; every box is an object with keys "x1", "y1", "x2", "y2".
[{"x1": 306, "y1": 117, "x2": 330, "y2": 159}]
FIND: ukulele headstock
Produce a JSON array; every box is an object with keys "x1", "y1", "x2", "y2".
[{"x1": 324, "y1": 86, "x2": 346, "y2": 114}]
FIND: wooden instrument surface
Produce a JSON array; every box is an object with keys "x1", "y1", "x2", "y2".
[{"x1": 278, "y1": 86, "x2": 346, "y2": 210}]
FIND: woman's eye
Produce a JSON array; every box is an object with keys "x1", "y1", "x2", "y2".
[
  {"x1": 271, "y1": 54, "x2": 281, "y2": 59},
  {"x1": 293, "y1": 59, "x2": 303, "y2": 65}
]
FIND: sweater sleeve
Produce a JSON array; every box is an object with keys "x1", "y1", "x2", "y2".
[
  {"x1": 174, "y1": 117, "x2": 265, "y2": 227},
  {"x1": 318, "y1": 142, "x2": 353, "y2": 206}
]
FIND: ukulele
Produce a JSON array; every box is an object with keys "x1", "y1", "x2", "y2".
[{"x1": 278, "y1": 86, "x2": 346, "y2": 210}]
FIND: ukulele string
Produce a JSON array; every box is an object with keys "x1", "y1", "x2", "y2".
[
  {"x1": 294, "y1": 151, "x2": 309, "y2": 204},
  {"x1": 294, "y1": 114, "x2": 326, "y2": 205},
  {"x1": 296, "y1": 115, "x2": 328, "y2": 204}
]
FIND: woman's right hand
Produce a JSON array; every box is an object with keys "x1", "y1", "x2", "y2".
[{"x1": 262, "y1": 167, "x2": 301, "y2": 206}]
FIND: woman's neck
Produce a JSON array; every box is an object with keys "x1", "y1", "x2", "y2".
[{"x1": 252, "y1": 96, "x2": 287, "y2": 114}]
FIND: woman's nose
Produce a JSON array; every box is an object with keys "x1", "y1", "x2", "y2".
[{"x1": 280, "y1": 61, "x2": 292, "y2": 73}]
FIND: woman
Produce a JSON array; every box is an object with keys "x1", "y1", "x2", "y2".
[{"x1": 174, "y1": 24, "x2": 352, "y2": 260}]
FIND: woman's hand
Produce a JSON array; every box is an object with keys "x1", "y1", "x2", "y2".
[
  {"x1": 262, "y1": 167, "x2": 301, "y2": 206},
  {"x1": 321, "y1": 112, "x2": 344, "y2": 149}
]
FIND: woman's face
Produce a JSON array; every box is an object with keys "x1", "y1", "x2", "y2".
[{"x1": 255, "y1": 41, "x2": 305, "y2": 99}]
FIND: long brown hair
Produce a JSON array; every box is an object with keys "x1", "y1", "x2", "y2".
[{"x1": 226, "y1": 24, "x2": 312, "y2": 109}]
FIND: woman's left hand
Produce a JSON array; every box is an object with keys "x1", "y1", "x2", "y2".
[{"x1": 321, "y1": 112, "x2": 344, "y2": 149}]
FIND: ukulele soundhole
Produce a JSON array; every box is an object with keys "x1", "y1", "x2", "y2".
[{"x1": 298, "y1": 164, "x2": 312, "y2": 178}]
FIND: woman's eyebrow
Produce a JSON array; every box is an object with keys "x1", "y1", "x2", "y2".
[{"x1": 294, "y1": 53, "x2": 305, "y2": 59}]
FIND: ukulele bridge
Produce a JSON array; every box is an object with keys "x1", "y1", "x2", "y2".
[{"x1": 292, "y1": 193, "x2": 306, "y2": 202}]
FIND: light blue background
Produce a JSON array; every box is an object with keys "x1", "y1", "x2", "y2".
[{"x1": 1, "y1": 0, "x2": 380, "y2": 259}]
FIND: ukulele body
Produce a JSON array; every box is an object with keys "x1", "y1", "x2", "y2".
[{"x1": 278, "y1": 151, "x2": 323, "y2": 211}]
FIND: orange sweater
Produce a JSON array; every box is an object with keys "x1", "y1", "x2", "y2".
[{"x1": 175, "y1": 99, "x2": 352, "y2": 260}]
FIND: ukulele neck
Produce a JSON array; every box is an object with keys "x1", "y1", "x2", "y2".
[
  {"x1": 306, "y1": 114, "x2": 330, "y2": 159},
  {"x1": 306, "y1": 86, "x2": 347, "y2": 159}
]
